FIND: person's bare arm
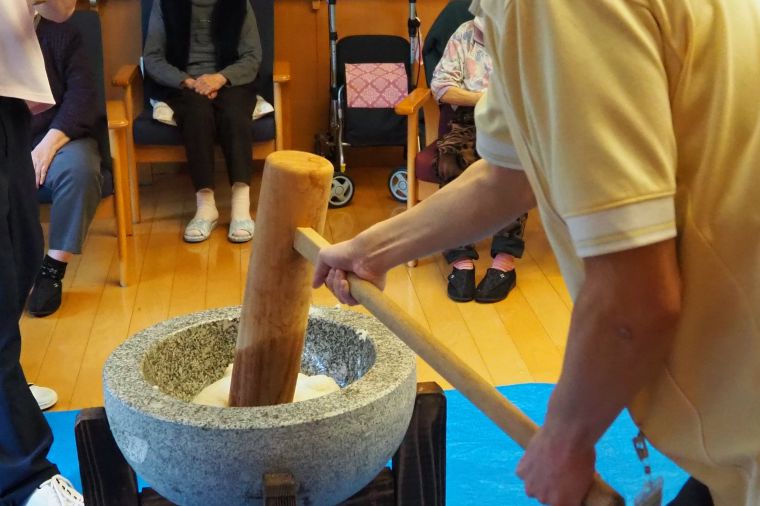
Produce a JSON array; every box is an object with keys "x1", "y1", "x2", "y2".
[
  {"x1": 313, "y1": 160, "x2": 535, "y2": 303},
  {"x1": 439, "y1": 87, "x2": 483, "y2": 107},
  {"x1": 35, "y1": 0, "x2": 76, "y2": 22},
  {"x1": 517, "y1": 238, "x2": 682, "y2": 504}
]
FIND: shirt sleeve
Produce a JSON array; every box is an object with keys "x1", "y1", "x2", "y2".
[
  {"x1": 483, "y1": 0, "x2": 678, "y2": 257},
  {"x1": 143, "y1": 0, "x2": 190, "y2": 89},
  {"x1": 429, "y1": 24, "x2": 467, "y2": 102},
  {"x1": 49, "y1": 29, "x2": 98, "y2": 140},
  {"x1": 219, "y1": 3, "x2": 262, "y2": 87},
  {"x1": 474, "y1": 86, "x2": 522, "y2": 170}
]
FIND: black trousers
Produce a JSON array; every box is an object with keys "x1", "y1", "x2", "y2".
[
  {"x1": 0, "y1": 98, "x2": 58, "y2": 505},
  {"x1": 168, "y1": 83, "x2": 257, "y2": 191},
  {"x1": 443, "y1": 214, "x2": 528, "y2": 264}
]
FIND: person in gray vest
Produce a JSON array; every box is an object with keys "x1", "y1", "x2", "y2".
[{"x1": 144, "y1": 0, "x2": 262, "y2": 244}]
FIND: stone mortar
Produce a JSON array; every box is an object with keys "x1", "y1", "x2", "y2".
[{"x1": 103, "y1": 306, "x2": 417, "y2": 506}]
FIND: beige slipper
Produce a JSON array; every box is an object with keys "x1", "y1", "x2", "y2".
[
  {"x1": 227, "y1": 218, "x2": 254, "y2": 243},
  {"x1": 184, "y1": 217, "x2": 217, "y2": 243}
]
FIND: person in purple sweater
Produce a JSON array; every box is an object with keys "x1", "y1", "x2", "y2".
[{"x1": 27, "y1": 15, "x2": 109, "y2": 318}]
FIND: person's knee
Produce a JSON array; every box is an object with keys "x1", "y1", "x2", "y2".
[
  {"x1": 48, "y1": 139, "x2": 100, "y2": 185},
  {"x1": 172, "y1": 92, "x2": 213, "y2": 126},
  {"x1": 70, "y1": 161, "x2": 102, "y2": 189},
  {"x1": 217, "y1": 106, "x2": 252, "y2": 130},
  {"x1": 181, "y1": 107, "x2": 215, "y2": 130}
]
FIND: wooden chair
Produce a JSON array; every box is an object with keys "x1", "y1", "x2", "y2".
[
  {"x1": 45, "y1": 11, "x2": 134, "y2": 287},
  {"x1": 112, "y1": 0, "x2": 290, "y2": 224},
  {"x1": 394, "y1": 0, "x2": 473, "y2": 266}
]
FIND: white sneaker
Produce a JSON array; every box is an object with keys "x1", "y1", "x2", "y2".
[
  {"x1": 22, "y1": 475, "x2": 83, "y2": 506},
  {"x1": 29, "y1": 384, "x2": 58, "y2": 411}
]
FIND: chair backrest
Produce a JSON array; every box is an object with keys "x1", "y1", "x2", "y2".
[
  {"x1": 139, "y1": 0, "x2": 274, "y2": 103},
  {"x1": 67, "y1": 11, "x2": 113, "y2": 192},
  {"x1": 422, "y1": 0, "x2": 474, "y2": 87}
]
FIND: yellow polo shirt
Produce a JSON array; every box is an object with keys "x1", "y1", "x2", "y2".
[{"x1": 471, "y1": 1, "x2": 760, "y2": 504}]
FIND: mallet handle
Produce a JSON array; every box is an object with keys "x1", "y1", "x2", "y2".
[{"x1": 294, "y1": 227, "x2": 624, "y2": 506}]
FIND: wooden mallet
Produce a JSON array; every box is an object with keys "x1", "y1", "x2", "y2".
[
  {"x1": 229, "y1": 151, "x2": 334, "y2": 407},
  {"x1": 230, "y1": 151, "x2": 625, "y2": 505}
]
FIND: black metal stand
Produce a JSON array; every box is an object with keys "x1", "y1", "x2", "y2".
[{"x1": 74, "y1": 382, "x2": 447, "y2": 505}]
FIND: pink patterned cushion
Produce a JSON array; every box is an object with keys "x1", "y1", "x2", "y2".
[{"x1": 345, "y1": 63, "x2": 408, "y2": 108}]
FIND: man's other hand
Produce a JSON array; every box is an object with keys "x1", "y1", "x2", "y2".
[{"x1": 516, "y1": 426, "x2": 596, "y2": 506}]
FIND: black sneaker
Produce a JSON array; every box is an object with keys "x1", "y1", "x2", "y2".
[
  {"x1": 447, "y1": 267, "x2": 476, "y2": 302},
  {"x1": 475, "y1": 268, "x2": 516, "y2": 303},
  {"x1": 28, "y1": 261, "x2": 66, "y2": 317}
]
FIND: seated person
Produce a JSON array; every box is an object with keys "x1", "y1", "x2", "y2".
[
  {"x1": 28, "y1": 15, "x2": 107, "y2": 317},
  {"x1": 430, "y1": 16, "x2": 528, "y2": 304},
  {"x1": 143, "y1": 0, "x2": 262, "y2": 243}
]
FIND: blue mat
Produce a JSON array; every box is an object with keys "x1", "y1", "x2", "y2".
[{"x1": 45, "y1": 383, "x2": 687, "y2": 504}]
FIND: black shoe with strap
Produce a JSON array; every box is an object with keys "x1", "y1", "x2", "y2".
[
  {"x1": 28, "y1": 257, "x2": 67, "y2": 317},
  {"x1": 447, "y1": 267, "x2": 476, "y2": 302},
  {"x1": 475, "y1": 268, "x2": 516, "y2": 303}
]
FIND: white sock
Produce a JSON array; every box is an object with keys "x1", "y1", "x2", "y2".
[
  {"x1": 230, "y1": 183, "x2": 252, "y2": 223},
  {"x1": 186, "y1": 189, "x2": 219, "y2": 238}
]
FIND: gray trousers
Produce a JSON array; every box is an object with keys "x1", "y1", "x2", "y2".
[{"x1": 37, "y1": 137, "x2": 102, "y2": 254}]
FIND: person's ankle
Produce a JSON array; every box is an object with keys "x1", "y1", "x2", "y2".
[
  {"x1": 452, "y1": 258, "x2": 474, "y2": 271},
  {"x1": 47, "y1": 249, "x2": 72, "y2": 264},
  {"x1": 230, "y1": 182, "x2": 251, "y2": 222},
  {"x1": 194, "y1": 188, "x2": 219, "y2": 222},
  {"x1": 490, "y1": 253, "x2": 515, "y2": 272}
]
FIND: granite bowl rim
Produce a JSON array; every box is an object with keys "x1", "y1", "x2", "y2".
[{"x1": 103, "y1": 305, "x2": 416, "y2": 430}]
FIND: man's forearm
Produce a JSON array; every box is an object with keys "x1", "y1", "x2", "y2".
[
  {"x1": 36, "y1": 0, "x2": 76, "y2": 22},
  {"x1": 543, "y1": 240, "x2": 682, "y2": 446},
  {"x1": 357, "y1": 160, "x2": 535, "y2": 273}
]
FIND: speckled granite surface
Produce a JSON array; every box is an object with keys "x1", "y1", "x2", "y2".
[{"x1": 104, "y1": 306, "x2": 416, "y2": 506}]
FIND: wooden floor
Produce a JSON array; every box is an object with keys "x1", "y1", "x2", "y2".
[{"x1": 20, "y1": 164, "x2": 572, "y2": 411}]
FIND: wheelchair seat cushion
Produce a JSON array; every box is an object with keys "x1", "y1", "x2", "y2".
[{"x1": 133, "y1": 108, "x2": 275, "y2": 146}]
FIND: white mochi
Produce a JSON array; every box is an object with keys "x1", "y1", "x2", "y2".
[{"x1": 192, "y1": 365, "x2": 340, "y2": 407}]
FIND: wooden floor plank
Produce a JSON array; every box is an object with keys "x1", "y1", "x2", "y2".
[
  {"x1": 523, "y1": 212, "x2": 574, "y2": 309},
  {"x1": 126, "y1": 179, "x2": 184, "y2": 335},
  {"x1": 68, "y1": 182, "x2": 160, "y2": 408},
  {"x1": 407, "y1": 256, "x2": 494, "y2": 384}
]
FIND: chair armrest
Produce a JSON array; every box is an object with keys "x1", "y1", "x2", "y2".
[
  {"x1": 395, "y1": 88, "x2": 432, "y2": 116},
  {"x1": 106, "y1": 100, "x2": 128, "y2": 130},
  {"x1": 112, "y1": 64, "x2": 139, "y2": 88},
  {"x1": 273, "y1": 61, "x2": 291, "y2": 83}
]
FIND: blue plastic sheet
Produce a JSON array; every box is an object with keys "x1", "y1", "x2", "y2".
[
  {"x1": 45, "y1": 383, "x2": 688, "y2": 503},
  {"x1": 445, "y1": 384, "x2": 688, "y2": 504}
]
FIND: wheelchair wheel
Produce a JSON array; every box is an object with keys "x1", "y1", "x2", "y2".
[
  {"x1": 329, "y1": 173, "x2": 355, "y2": 208},
  {"x1": 387, "y1": 167, "x2": 408, "y2": 203}
]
